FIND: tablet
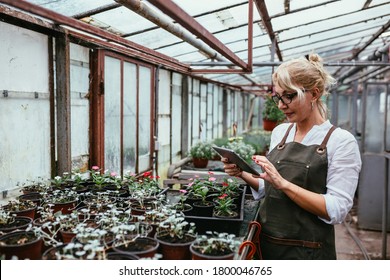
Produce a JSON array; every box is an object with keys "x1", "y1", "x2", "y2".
[{"x1": 212, "y1": 146, "x2": 261, "y2": 176}]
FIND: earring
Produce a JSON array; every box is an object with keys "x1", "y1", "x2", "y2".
[{"x1": 311, "y1": 101, "x2": 314, "y2": 111}]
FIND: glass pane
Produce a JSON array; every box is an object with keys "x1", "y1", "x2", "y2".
[
  {"x1": 172, "y1": 75, "x2": 182, "y2": 161},
  {"x1": 123, "y1": 62, "x2": 137, "y2": 174},
  {"x1": 138, "y1": 66, "x2": 152, "y2": 172},
  {"x1": 200, "y1": 83, "x2": 207, "y2": 141},
  {"x1": 192, "y1": 79, "x2": 200, "y2": 144},
  {"x1": 207, "y1": 83, "x2": 214, "y2": 140},
  {"x1": 70, "y1": 44, "x2": 90, "y2": 172},
  {"x1": 364, "y1": 84, "x2": 386, "y2": 153},
  {"x1": 337, "y1": 94, "x2": 352, "y2": 130},
  {"x1": 104, "y1": 56, "x2": 121, "y2": 173}
]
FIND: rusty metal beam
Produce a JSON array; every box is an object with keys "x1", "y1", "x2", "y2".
[
  {"x1": 253, "y1": 0, "x2": 283, "y2": 61},
  {"x1": 0, "y1": 4, "x2": 62, "y2": 35},
  {"x1": 284, "y1": 0, "x2": 290, "y2": 13},
  {"x1": 67, "y1": 30, "x2": 189, "y2": 73},
  {"x1": 0, "y1": 0, "x2": 187, "y2": 71},
  {"x1": 147, "y1": 0, "x2": 248, "y2": 70},
  {"x1": 363, "y1": 0, "x2": 373, "y2": 9}
]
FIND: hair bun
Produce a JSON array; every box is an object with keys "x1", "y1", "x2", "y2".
[{"x1": 308, "y1": 53, "x2": 322, "y2": 64}]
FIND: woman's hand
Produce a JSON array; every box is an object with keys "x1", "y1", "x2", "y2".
[
  {"x1": 221, "y1": 157, "x2": 242, "y2": 177},
  {"x1": 252, "y1": 155, "x2": 288, "y2": 190}
]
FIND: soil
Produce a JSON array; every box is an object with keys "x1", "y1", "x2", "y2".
[
  {"x1": 117, "y1": 241, "x2": 153, "y2": 251},
  {"x1": 0, "y1": 217, "x2": 31, "y2": 232},
  {"x1": 0, "y1": 231, "x2": 37, "y2": 246}
]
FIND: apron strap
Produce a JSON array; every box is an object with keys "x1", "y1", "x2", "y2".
[
  {"x1": 277, "y1": 124, "x2": 337, "y2": 153},
  {"x1": 316, "y1": 125, "x2": 337, "y2": 154},
  {"x1": 277, "y1": 123, "x2": 294, "y2": 150}
]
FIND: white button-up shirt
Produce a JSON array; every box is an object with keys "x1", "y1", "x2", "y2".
[{"x1": 251, "y1": 120, "x2": 362, "y2": 225}]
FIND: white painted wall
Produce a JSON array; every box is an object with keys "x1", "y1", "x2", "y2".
[{"x1": 0, "y1": 21, "x2": 51, "y2": 191}]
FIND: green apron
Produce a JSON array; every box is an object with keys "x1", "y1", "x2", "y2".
[{"x1": 259, "y1": 124, "x2": 337, "y2": 259}]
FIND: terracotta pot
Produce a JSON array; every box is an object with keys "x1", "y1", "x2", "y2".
[
  {"x1": 60, "y1": 230, "x2": 76, "y2": 244},
  {"x1": 50, "y1": 200, "x2": 77, "y2": 215},
  {"x1": 0, "y1": 231, "x2": 43, "y2": 260},
  {"x1": 263, "y1": 119, "x2": 277, "y2": 131},
  {"x1": 156, "y1": 233, "x2": 196, "y2": 260},
  {"x1": 106, "y1": 252, "x2": 139, "y2": 260},
  {"x1": 190, "y1": 243, "x2": 235, "y2": 260},
  {"x1": 192, "y1": 158, "x2": 208, "y2": 168},
  {"x1": 113, "y1": 237, "x2": 159, "y2": 259},
  {"x1": 9, "y1": 206, "x2": 37, "y2": 220},
  {"x1": 0, "y1": 216, "x2": 32, "y2": 234}
]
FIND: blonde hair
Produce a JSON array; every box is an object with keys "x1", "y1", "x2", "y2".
[{"x1": 272, "y1": 53, "x2": 336, "y2": 119}]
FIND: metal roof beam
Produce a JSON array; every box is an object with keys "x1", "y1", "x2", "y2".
[
  {"x1": 190, "y1": 61, "x2": 390, "y2": 67},
  {"x1": 273, "y1": 0, "x2": 340, "y2": 18},
  {"x1": 253, "y1": 0, "x2": 283, "y2": 61},
  {"x1": 121, "y1": 1, "x2": 248, "y2": 37},
  {"x1": 276, "y1": 2, "x2": 389, "y2": 34},
  {"x1": 145, "y1": 0, "x2": 248, "y2": 70},
  {"x1": 71, "y1": 3, "x2": 121, "y2": 19},
  {"x1": 350, "y1": 19, "x2": 390, "y2": 60}
]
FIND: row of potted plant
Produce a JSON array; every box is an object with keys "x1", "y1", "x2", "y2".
[
  {"x1": 0, "y1": 169, "x2": 244, "y2": 260},
  {"x1": 0, "y1": 205, "x2": 241, "y2": 260}
]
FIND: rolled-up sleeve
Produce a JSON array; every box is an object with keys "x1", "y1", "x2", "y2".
[
  {"x1": 250, "y1": 179, "x2": 265, "y2": 200},
  {"x1": 320, "y1": 131, "x2": 362, "y2": 224}
]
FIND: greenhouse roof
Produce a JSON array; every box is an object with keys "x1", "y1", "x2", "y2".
[{"x1": 5, "y1": 0, "x2": 390, "y2": 92}]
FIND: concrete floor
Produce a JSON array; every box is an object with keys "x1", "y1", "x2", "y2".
[{"x1": 335, "y1": 213, "x2": 390, "y2": 260}]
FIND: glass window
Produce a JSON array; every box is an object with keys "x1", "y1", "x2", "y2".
[{"x1": 102, "y1": 53, "x2": 154, "y2": 175}]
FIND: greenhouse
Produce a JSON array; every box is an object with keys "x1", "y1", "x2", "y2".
[{"x1": 0, "y1": 0, "x2": 389, "y2": 268}]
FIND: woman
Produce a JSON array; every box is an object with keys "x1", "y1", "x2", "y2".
[{"x1": 222, "y1": 53, "x2": 361, "y2": 259}]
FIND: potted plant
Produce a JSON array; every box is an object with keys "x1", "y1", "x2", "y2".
[
  {"x1": 190, "y1": 185, "x2": 215, "y2": 217},
  {"x1": 171, "y1": 189, "x2": 193, "y2": 214},
  {"x1": 1, "y1": 199, "x2": 37, "y2": 220},
  {"x1": 262, "y1": 95, "x2": 285, "y2": 131},
  {"x1": 0, "y1": 208, "x2": 33, "y2": 234},
  {"x1": 189, "y1": 231, "x2": 241, "y2": 260},
  {"x1": 213, "y1": 194, "x2": 238, "y2": 219},
  {"x1": 0, "y1": 227, "x2": 43, "y2": 260},
  {"x1": 111, "y1": 223, "x2": 160, "y2": 259},
  {"x1": 189, "y1": 140, "x2": 216, "y2": 168},
  {"x1": 43, "y1": 189, "x2": 79, "y2": 215},
  {"x1": 18, "y1": 179, "x2": 49, "y2": 195},
  {"x1": 155, "y1": 211, "x2": 196, "y2": 260}
]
